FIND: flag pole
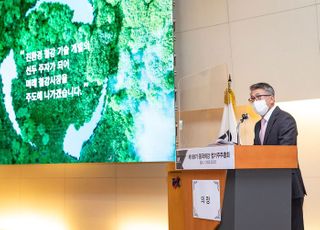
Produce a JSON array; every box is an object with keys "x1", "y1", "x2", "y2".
[{"x1": 216, "y1": 74, "x2": 237, "y2": 144}]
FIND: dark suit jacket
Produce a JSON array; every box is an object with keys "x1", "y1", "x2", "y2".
[{"x1": 254, "y1": 106, "x2": 306, "y2": 199}]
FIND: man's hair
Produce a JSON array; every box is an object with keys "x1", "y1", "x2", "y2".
[{"x1": 250, "y1": 82, "x2": 275, "y2": 96}]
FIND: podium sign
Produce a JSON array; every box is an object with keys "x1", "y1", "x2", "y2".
[
  {"x1": 192, "y1": 180, "x2": 221, "y2": 221},
  {"x1": 176, "y1": 145, "x2": 235, "y2": 170}
]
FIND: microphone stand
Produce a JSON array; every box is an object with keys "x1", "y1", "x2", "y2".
[
  {"x1": 236, "y1": 113, "x2": 249, "y2": 145},
  {"x1": 236, "y1": 122, "x2": 241, "y2": 145}
]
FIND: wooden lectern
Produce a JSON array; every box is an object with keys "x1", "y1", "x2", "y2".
[{"x1": 168, "y1": 145, "x2": 298, "y2": 230}]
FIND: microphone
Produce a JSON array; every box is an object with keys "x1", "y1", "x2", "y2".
[
  {"x1": 240, "y1": 113, "x2": 249, "y2": 123},
  {"x1": 236, "y1": 113, "x2": 249, "y2": 145}
]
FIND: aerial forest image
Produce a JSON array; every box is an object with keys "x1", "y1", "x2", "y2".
[{"x1": 0, "y1": 0, "x2": 175, "y2": 164}]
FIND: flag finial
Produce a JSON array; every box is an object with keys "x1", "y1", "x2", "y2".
[
  {"x1": 228, "y1": 74, "x2": 232, "y2": 89},
  {"x1": 224, "y1": 74, "x2": 235, "y2": 107}
]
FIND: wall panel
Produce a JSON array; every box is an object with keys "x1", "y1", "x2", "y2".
[
  {"x1": 175, "y1": 25, "x2": 232, "y2": 80},
  {"x1": 228, "y1": 0, "x2": 315, "y2": 21},
  {"x1": 175, "y1": 0, "x2": 228, "y2": 32},
  {"x1": 231, "y1": 5, "x2": 320, "y2": 105}
]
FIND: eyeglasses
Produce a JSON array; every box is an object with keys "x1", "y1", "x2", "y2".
[{"x1": 248, "y1": 94, "x2": 271, "y2": 103}]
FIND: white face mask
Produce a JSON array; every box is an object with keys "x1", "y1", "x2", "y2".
[{"x1": 252, "y1": 100, "x2": 269, "y2": 116}]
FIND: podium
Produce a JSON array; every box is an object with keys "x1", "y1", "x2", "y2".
[{"x1": 168, "y1": 145, "x2": 298, "y2": 230}]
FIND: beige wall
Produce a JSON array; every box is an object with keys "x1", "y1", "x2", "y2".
[
  {"x1": 0, "y1": 163, "x2": 169, "y2": 230},
  {"x1": 176, "y1": 0, "x2": 320, "y2": 106},
  {"x1": 176, "y1": 1, "x2": 320, "y2": 229}
]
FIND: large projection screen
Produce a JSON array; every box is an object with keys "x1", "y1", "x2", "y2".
[{"x1": 0, "y1": 0, "x2": 175, "y2": 164}]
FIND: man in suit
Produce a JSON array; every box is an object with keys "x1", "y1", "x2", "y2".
[{"x1": 249, "y1": 82, "x2": 306, "y2": 230}]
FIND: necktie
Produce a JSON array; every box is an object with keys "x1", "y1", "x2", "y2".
[{"x1": 259, "y1": 118, "x2": 267, "y2": 145}]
